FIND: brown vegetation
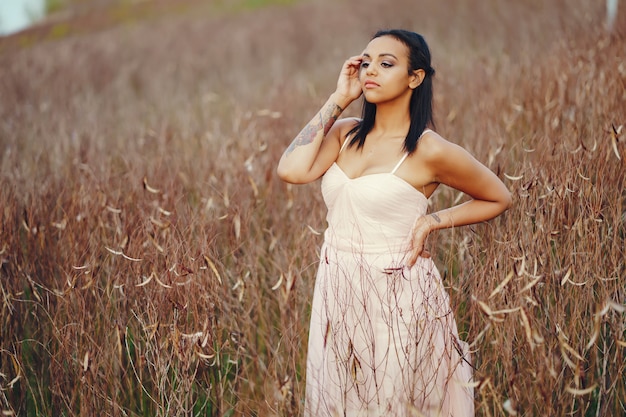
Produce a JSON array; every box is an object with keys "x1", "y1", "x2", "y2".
[{"x1": 0, "y1": 0, "x2": 624, "y2": 415}]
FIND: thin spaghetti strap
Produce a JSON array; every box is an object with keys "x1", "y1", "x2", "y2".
[
  {"x1": 420, "y1": 128, "x2": 433, "y2": 138},
  {"x1": 339, "y1": 133, "x2": 352, "y2": 154},
  {"x1": 390, "y1": 154, "x2": 409, "y2": 174},
  {"x1": 390, "y1": 129, "x2": 433, "y2": 174}
]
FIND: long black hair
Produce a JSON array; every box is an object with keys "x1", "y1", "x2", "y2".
[{"x1": 347, "y1": 29, "x2": 435, "y2": 154}]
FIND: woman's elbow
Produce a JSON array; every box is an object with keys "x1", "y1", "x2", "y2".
[
  {"x1": 276, "y1": 164, "x2": 289, "y2": 182},
  {"x1": 500, "y1": 190, "x2": 513, "y2": 212},
  {"x1": 276, "y1": 165, "x2": 306, "y2": 184}
]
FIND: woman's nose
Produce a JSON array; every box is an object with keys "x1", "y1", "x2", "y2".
[{"x1": 365, "y1": 63, "x2": 376, "y2": 76}]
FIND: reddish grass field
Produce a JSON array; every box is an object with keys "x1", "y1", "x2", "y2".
[{"x1": 0, "y1": 0, "x2": 625, "y2": 415}]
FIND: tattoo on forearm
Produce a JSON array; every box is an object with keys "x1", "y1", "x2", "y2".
[
  {"x1": 430, "y1": 213, "x2": 442, "y2": 223},
  {"x1": 322, "y1": 103, "x2": 342, "y2": 135},
  {"x1": 285, "y1": 103, "x2": 342, "y2": 155},
  {"x1": 286, "y1": 123, "x2": 318, "y2": 155}
]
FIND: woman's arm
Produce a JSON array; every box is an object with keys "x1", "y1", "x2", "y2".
[
  {"x1": 277, "y1": 94, "x2": 349, "y2": 184},
  {"x1": 407, "y1": 132, "x2": 512, "y2": 266},
  {"x1": 277, "y1": 56, "x2": 363, "y2": 184}
]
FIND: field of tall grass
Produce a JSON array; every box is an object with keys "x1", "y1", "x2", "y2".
[{"x1": 0, "y1": 0, "x2": 624, "y2": 415}]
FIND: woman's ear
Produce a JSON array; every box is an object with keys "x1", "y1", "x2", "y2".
[{"x1": 409, "y1": 69, "x2": 426, "y2": 89}]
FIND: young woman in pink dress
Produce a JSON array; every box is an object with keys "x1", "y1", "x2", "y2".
[{"x1": 277, "y1": 29, "x2": 512, "y2": 417}]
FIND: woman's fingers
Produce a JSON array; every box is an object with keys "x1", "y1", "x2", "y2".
[
  {"x1": 406, "y1": 237, "x2": 422, "y2": 266},
  {"x1": 337, "y1": 56, "x2": 364, "y2": 101},
  {"x1": 406, "y1": 246, "x2": 431, "y2": 267},
  {"x1": 346, "y1": 55, "x2": 363, "y2": 66},
  {"x1": 406, "y1": 218, "x2": 432, "y2": 267},
  {"x1": 343, "y1": 56, "x2": 363, "y2": 75}
]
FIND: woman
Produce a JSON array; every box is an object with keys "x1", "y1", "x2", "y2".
[{"x1": 277, "y1": 29, "x2": 511, "y2": 417}]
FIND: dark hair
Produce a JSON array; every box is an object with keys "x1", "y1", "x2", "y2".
[{"x1": 347, "y1": 29, "x2": 435, "y2": 154}]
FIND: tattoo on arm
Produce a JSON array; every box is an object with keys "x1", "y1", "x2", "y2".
[
  {"x1": 285, "y1": 103, "x2": 343, "y2": 155},
  {"x1": 322, "y1": 103, "x2": 342, "y2": 135},
  {"x1": 430, "y1": 213, "x2": 442, "y2": 223}
]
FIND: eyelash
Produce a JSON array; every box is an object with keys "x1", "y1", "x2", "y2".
[{"x1": 360, "y1": 61, "x2": 393, "y2": 69}]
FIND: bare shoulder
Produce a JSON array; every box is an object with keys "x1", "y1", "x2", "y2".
[
  {"x1": 323, "y1": 117, "x2": 359, "y2": 150},
  {"x1": 314, "y1": 117, "x2": 361, "y2": 165},
  {"x1": 337, "y1": 117, "x2": 361, "y2": 138},
  {"x1": 417, "y1": 130, "x2": 466, "y2": 162},
  {"x1": 415, "y1": 130, "x2": 485, "y2": 185}
]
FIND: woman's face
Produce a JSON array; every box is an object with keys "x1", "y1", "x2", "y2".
[{"x1": 359, "y1": 35, "x2": 416, "y2": 104}]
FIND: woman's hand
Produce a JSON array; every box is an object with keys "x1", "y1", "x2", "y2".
[
  {"x1": 334, "y1": 55, "x2": 363, "y2": 106},
  {"x1": 406, "y1": 214, "x2": 436, "y2": 267}
]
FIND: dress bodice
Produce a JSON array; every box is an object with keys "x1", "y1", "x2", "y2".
[{"x1": 321, "y1": 162, "x2": 429, "y2": 254}]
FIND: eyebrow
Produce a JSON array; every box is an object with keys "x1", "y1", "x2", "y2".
[{"x1": 362, "y1": 52, "x2": 398, "y2": 59}]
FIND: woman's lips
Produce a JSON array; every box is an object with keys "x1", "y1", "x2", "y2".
[{"x1": 364, "y1": 80, "x2": 379, "y2": 88}]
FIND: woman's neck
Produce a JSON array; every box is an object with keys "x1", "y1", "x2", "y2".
[{"x1": 371, "y1": 96, "x2": 412, "y2": 138}]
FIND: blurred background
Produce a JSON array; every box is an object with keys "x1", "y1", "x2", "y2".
[{"x1": 0, "y1": 0, "x2": 624, "y2": 416}]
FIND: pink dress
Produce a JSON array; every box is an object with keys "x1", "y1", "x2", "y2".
[{"x1": 304, "y1": 131, "x2": 474, "y2": 417}]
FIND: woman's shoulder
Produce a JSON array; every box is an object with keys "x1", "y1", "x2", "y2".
[
  {"x1": 337, "y1": 117, "x2": 361, "y2": 133},
  {"x1": 418, "y1": 129, "x2": 464, "y2": 161},
  {"x1": 333, "y1": 117, "x2": 361, "y2": 143},
  {"x1": 417, "y1": 130, "x2": 446, "y2": 159},
  {"x1": 413, "y1": 130, "x2": 478, "y2": 177},
  {"x1": 321, "y1": 117, "x2": 360, "y2": 148}
]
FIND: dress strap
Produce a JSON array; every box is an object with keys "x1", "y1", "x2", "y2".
[
  {"x1": 339, "y1": 133, "x2": 352, "y2": 154},
  {"x1": 420, "y1": 128, "x2": 433, "y2": 137},
  {"x1": 390, "y1": 129, "x2": 433, "y2": 174},
  {"x1": 390, "y1": 154, "x2": 409, "y2": 174}
]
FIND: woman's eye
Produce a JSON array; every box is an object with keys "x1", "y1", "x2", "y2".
[
  {"x1": 360, "y1": 61, "x2": 370, "y2": 69},
  {"x1": 381, "y1": 62, "x2": 393, "y2": 68}
]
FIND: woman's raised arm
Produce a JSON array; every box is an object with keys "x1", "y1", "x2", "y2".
[{"x1": 277, "y1": 56, "x2": 363, "y2": 184}]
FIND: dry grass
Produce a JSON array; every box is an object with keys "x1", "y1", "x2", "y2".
[{"x1": 0, "y1": 0, "x2": 625, "y2": 415}]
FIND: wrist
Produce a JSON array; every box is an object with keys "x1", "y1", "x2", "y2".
[
  {"x1": 330, "y1": 92, "x2": 352, "y2": 110},
  {"x1": 428, "y1": 212, "x2": 443, "y2": 231}
]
